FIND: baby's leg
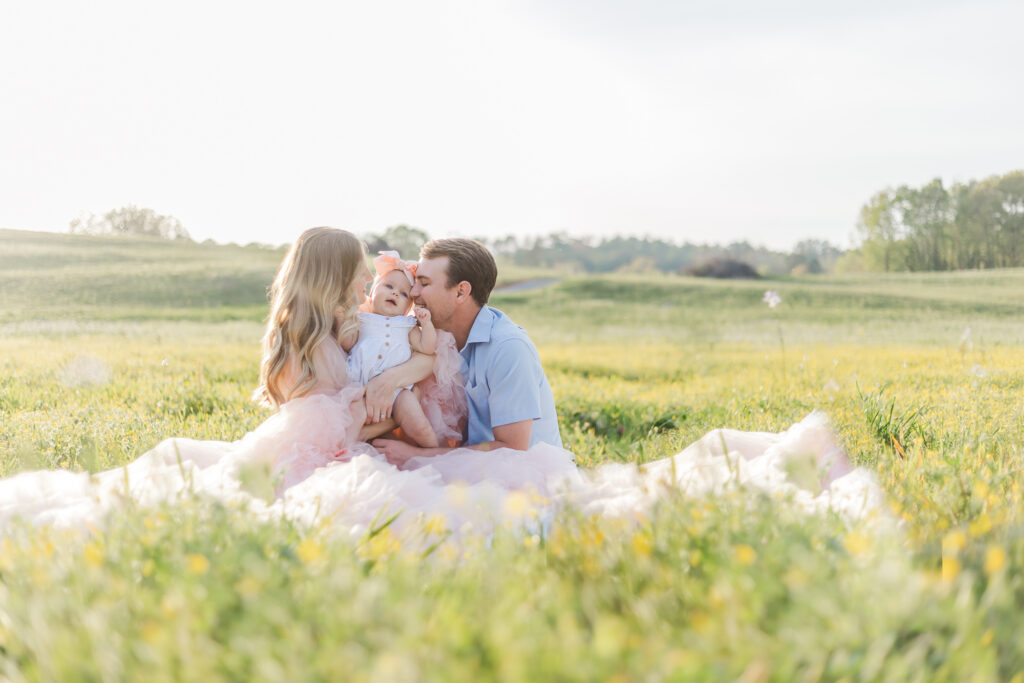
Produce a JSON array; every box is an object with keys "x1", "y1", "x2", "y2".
[{"x1": 392, "y1": 389, "x2": 439, "y2": 448}]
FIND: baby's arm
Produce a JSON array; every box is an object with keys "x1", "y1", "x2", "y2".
[{"x1": 409, "y1": 307, "x2": 437, "y2": 355}]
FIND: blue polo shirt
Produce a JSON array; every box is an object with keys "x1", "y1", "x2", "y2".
[{"x1": 459, "y1": 306, "x2": 562, "y2": 448}]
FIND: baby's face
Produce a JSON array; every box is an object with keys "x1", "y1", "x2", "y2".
[{"x1": 370, "y1": 269, "x2": 413, "y2": 315}]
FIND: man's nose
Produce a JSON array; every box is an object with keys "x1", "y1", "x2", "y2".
[{"x1": 410, "y1": 282, "x2": 422, "y2": 297}]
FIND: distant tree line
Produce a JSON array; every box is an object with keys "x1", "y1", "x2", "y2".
[
  {"x1": 476, "y1": 233, "x2": 842, "y2": 277},
  {"x1": 360, "y1": 225, "x2": 842, "y2": 278},
  {"x1": 855, "y1": 170, "x2": 1024, "y2": 271},
  {"x1": 70, "y1": 205, "x2": 191, "y2": 240}
]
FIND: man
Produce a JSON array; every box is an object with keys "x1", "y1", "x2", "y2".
[{"x1": 371, "y1": 238, "x2": 561, "y2": 467}]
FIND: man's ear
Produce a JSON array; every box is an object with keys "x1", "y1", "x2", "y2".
[{"x1": 455, "y1": 281, "x2": 473, "y2": 303}]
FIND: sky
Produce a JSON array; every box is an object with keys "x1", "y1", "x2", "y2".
[{"x1": 1, "y1": 0, "x2": 1021, "y2": 251}]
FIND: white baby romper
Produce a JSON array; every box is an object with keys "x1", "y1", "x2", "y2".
[{"x1": 346, "y1": 312, "x2": 418, "y2": 387}]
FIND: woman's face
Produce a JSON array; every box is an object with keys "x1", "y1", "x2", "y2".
[{"x1": 355, "y1": 260, "x2": 373, "y2": 304}]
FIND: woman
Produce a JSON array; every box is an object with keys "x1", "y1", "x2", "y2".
[{"x1": 0, "y1": 228, "x2": 883, "y2": 538}]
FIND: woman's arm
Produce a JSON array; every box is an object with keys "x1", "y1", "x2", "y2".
[
  {"x1": 363, "y1": 352, "x2": 435, "y2": 423},
  {"x1": 340, "y1": 331, "x2": 358, "y2": 353}
]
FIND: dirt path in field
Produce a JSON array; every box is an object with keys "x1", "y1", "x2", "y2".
[{"x1": 493, "y1": 278, "x2": 559, "y2": 294}]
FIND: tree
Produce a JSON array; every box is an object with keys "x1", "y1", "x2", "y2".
[
  {"x1": 951, "y1": 180, "x2": 996, "y2": 269},
  {"x1": 899, "y1": 179, "x2": 953, "y2": 271},
  {"x1": 787, "y1": 239, "x2": 842, "y2": 274},
  {"x1": 69, "y1": 205, "x2": 191, "y2": 240},
  {"x1": 854, "y1": 170, "x2": 1024, "y2": 271},
  {"x1": 363, "y1": 225, "x2": 430, "y2": 259},
  {"x1": 996, "y1": 171, "x2": 1024, "y2": 267},
  {"x1": 857, "y1": 190, "x2": 901, "y2": 271}
]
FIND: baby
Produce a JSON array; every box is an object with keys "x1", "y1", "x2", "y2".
[{"x1": 342, "y1": 251, "x2": 440, "y2": 448}]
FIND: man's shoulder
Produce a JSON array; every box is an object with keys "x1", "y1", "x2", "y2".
[{"x1": 483, "y1": 307, "x2": 537, "y2": 350}]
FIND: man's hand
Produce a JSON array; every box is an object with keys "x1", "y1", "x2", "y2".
[
  {"x1": 372, "y1": 438, "x2": 425, "y2": 469},
  {"x1": 363, "y1": 374, "x2": 396, "y2": 424},
  {"x1": 358, "y1": 419, "x2": 396, "y2": 443}
]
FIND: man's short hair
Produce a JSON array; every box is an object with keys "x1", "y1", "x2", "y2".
[{"x1": 420, "y1": 238, "x2": 497, "y2": 306}]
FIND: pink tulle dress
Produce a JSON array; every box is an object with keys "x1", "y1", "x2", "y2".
[{"x1": 0, "y1": 333, "x2": 885, "y2": 539}]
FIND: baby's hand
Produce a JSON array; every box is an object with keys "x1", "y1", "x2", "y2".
[{"x1": 414, "y1": 307, "x2": 432, "y2": 325}]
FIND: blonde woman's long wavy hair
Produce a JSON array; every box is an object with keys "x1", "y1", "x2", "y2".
[{"x1": 255, "y1": 227, "x2": 366, "y2": 409}]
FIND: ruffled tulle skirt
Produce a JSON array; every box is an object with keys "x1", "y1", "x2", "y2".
[{"x1": 0, "y1": 383, "x2": 885, "y2": 537}]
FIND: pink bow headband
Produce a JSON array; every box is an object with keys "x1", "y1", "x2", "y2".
[{"x1": 373, "y1": 250, "x2": 417, "y2": 286}]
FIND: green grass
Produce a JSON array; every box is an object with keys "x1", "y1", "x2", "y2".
[
  {"x1": 2, "y1": 229, "x2": 1024, "y2": 680},
  {"x1": 0, "y1": 229, "x2": 554, "y2": 323}
]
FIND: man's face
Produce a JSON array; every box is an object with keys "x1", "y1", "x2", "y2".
[{"x1": 411, "y1": 256, "x2": 458, "y2": 329}]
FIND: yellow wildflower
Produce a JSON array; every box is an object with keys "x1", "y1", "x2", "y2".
[
  {"x1": 942, "y1": 556, "x2": 961, "y2": 583},
  {"x1": 140, "y1": 620, "x2": 161, "y2": 644},
  {"x1": 968, "y1": 514, "x2": 992, "y2": 538},
  {"x1": 984, "y1": 546, "x2": 1006, "y2": 576},
  {"x1": 783, "y1": 567, "x2": 808, "y2": 589},
  {"x1": 83, "y1": 543, "x2": 103, "y2": 568},
  {"x1": 503, "y1": 491, "x2": 530, "y2": 517},
  {"x1": 631, "y1": 533, "x2": 652, "y2": 558},
  {"x1": 38, "y1": 539, "x2": 55, "y2": 559},
  {"x1": 733, "y1": 544, "x2": 757, "y2": 566},
  {"x1": 161, "y1": 594, "x2": 182, "y2": 617},
  {"x1": 842, "y1": 531, "x2": 871, "y2": 556},
  {"x1": 690, "y1": 611, "x2": 709, "y2": 632},
  {"x1": 235, "y1": 576, "x2": 261, "y2": 597},
  {"x1": 438, "y1": 543, "x2": 459, "y2": 563},
  {"x1": 0, "y1": 539, "x2": 13, "y2": 571},
  {"x1": 185, "y1": 553, "x2": 210, "y2": 575},
  {"x1": 942, "y1": 530, "x2": 967, "y2": 555},
  {"x1": 423, "y1": 515, "x2": 446, "y2": 537},
  {"x1": 363, "y1": 528, "x2": 401, "y2": 560},
  {"x1": 296, "y1": 539, "x2": 324, "y2": 565},
  {"x1": 581, "y1": 526, "x2": 605, "y2": 551}
]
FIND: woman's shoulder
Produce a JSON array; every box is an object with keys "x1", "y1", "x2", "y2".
[{"x1": 312, "y1": 341, "x2": 351, "y2": 389}]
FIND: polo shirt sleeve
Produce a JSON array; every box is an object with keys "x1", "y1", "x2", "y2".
[{"x1": 485, "y1": 338, "x2": 544, "y2": 428}]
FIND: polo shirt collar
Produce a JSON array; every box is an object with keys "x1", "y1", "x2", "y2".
[{"x1": 464, "y1": 305, "x2": 496, "y2": 347}]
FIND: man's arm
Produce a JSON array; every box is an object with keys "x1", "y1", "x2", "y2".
[
  {"x1": 375, "y1": 336, "x2": 546, "y2": 465},
  {"x1": 372, "y1": 419, "x2": 533, "y2": 469},
  {"x1": 363, "y1": 352, "x2": 435, "y2": 423}
]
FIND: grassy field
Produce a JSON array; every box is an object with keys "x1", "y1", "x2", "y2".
[{"x1": 2, "y1": 228, "x2": 1024, "y2": 680}]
